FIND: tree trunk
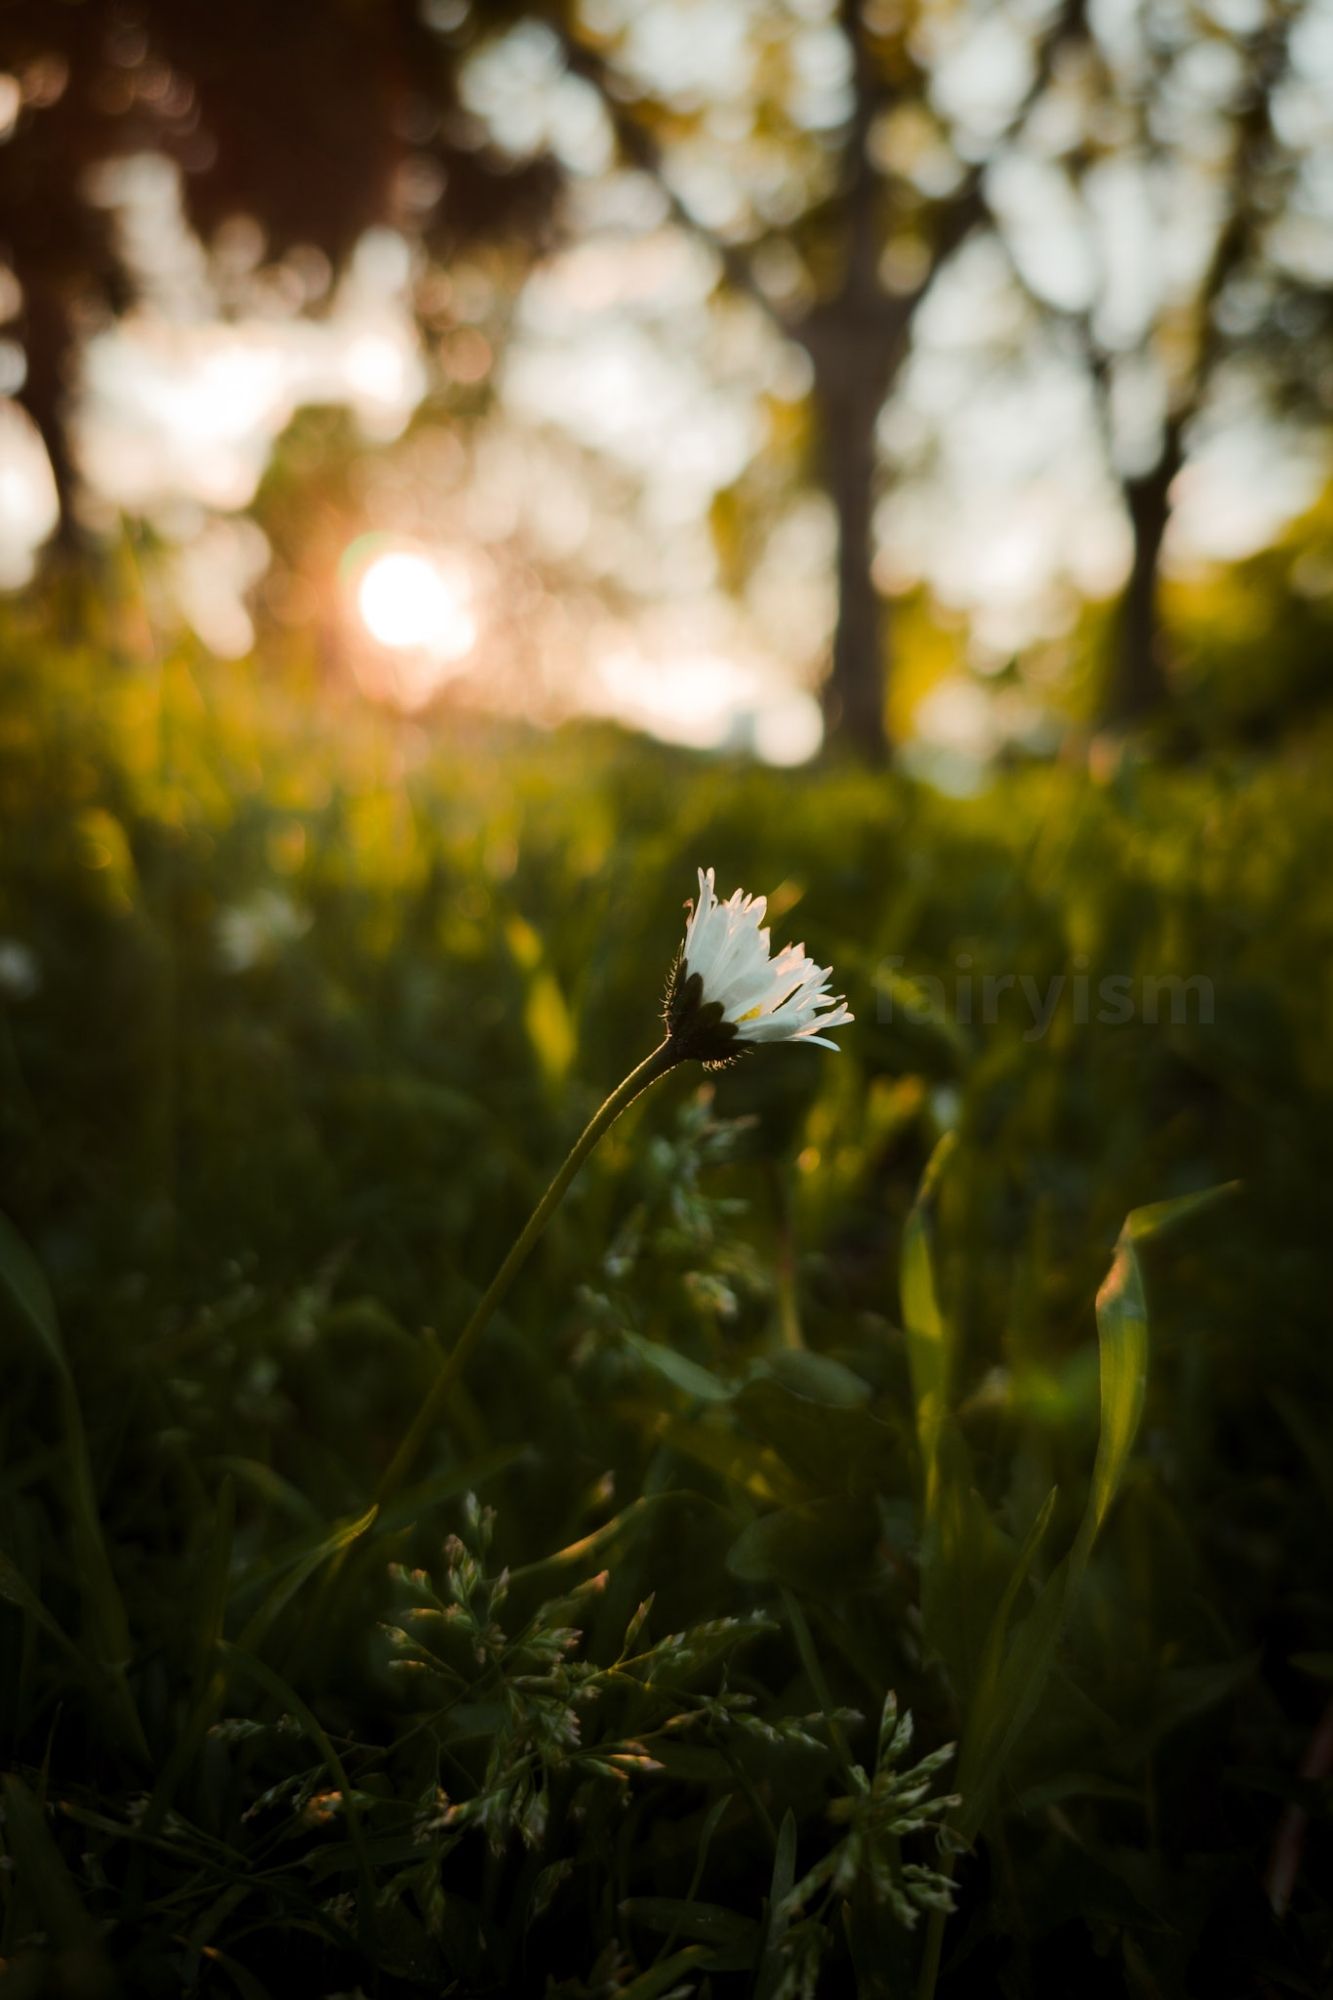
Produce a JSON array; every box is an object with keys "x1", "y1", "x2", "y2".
[
  {"x1": 1109, "y1": 426, "x2": 1183, "y2": 723},
  {"x1": 815, "y1": 353, "x2": 892, "y2": 761},
  {"x1": 20, "y1": 273, "x2": 80, "y2": 554}
]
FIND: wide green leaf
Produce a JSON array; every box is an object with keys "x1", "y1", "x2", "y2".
[
  {"x1": 623, "y1": 1328, "x2": 733, "y2": 1403},
  {"x1": 951, "y1": 1185, "x2": 1235, "y2": 1844}
]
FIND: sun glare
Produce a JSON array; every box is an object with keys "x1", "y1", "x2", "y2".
[{"x1": 357, "y1": 550, "x2": 477, "y2": 659}]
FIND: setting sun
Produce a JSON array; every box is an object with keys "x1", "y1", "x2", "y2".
[{"x1": 356, "y1": 549, "x2": 476, "y2": 659}]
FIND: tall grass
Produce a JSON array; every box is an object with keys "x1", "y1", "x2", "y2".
[{"x1": 2, "y1": 626, "x2": 1331, "y2": 1995}]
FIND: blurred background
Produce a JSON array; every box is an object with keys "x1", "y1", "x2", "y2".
[{"x1": 1, "y1": 0, "x2": 1329, "y2": 771}]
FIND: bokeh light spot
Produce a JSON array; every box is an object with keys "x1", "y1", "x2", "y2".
[{"x1": 357, "y1": 549, "x2": 476, "y2": 658}]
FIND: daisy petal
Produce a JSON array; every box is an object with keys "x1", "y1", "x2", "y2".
[{"x1": 666, "y1": 867, "x2": 853, "y2": 1058}]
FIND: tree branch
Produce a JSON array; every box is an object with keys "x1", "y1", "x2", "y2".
[
  {"x1": 557, "y1": 32, "x2": 796, "y2": 338},
  {"x1": 993, "y1": 0, "x2": 1295, "y2": 459}
]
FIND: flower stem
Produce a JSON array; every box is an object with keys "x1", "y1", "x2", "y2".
[
  {"x1": 377, "y1": 1039, "x2": 680, "y2": 1506},
  {"x1": 915, "y1": 1854, "x2": 958, "y2": 2000}
]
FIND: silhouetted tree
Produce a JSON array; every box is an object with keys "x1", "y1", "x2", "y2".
[
  {"x1": 0, "y1": 0, "x2": 558, "y2": 537},
  {"x1": 559, "y1": 0, "x2": 1087, "y2": 758},
  {"x1": 988, "y1": 0, "x2": 1308, "y2": 723}
]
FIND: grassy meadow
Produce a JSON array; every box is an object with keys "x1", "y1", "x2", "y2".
[{"x1": 2, "y1": 624, "x2": 1332, "y2": 1997}]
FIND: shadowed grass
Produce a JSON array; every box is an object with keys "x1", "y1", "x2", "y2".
[{"x1": 1, "y1": 624, "x2": 1331, "y2": 1995}]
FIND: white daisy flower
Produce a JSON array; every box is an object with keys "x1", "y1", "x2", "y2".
[{"x1": 664, "y1": 867, "x2": 853, "y2": 1063}]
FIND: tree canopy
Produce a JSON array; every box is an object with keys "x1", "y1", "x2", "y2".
[{"x1": 2, "y1": 0, "x2": 1328, "y2": 753}]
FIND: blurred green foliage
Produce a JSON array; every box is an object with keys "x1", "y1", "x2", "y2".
[
  {"x1": 1170, "y1": 486, "x2": 1333, "y2": 745},
  {"x1": 1, "y1": 621, "x2": 1332, "y2": 1997}
]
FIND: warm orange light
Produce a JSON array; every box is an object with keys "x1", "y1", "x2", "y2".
[{"x1": 357, "y1": 550, "x2": 476, "y2": 659}]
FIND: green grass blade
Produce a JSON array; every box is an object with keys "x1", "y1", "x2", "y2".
[
  {"x1": 618, "y1": 1948, "x2": 710, "y2": 1999},
  {"x1": 238, "y1": 1503, "x2": 379, "y2": 1654},
  {"x1": 651, "y1": 1790, "x2": 735, "y2": 1962},
  {"x1": 138, "y1": 1502, "x2": 378, "y2": 1853},
  {"x1": 0, "y1": 1212, "x2": 146, "y2": 1758},
  {"x1": 0, "y1": 1548, "x2": 86, "y2": 1670},
  {"x1": 220, "y1": 1640, "x2": 378, "y2": 1953},
  {"x1": 0, "y1": 1211, "x2": 66, "y2": 1375},
  {"x1": 951, "y1": 1186, "x2": 1235, "y2": 1844},
  {"x1": 901, "y1": 1133, "x2": 957, "y2": 1517},
  {"x1": 2, "y1": 1773, "x2": 96, "y2": 1954},
  {"x1": 193, "y1": 1475, "x2": 235, "y2": 1701},
  {"x1": 757, "y1": 1806, "x2": 799, "y2": 1995}
]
